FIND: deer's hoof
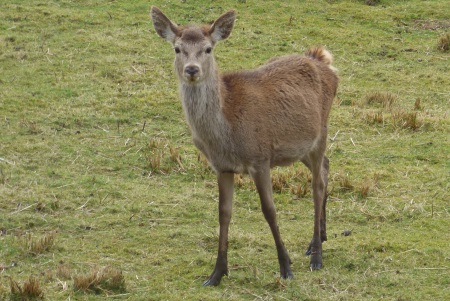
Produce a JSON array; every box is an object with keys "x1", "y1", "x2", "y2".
[
  {"x1": 203, "y1": 278, "x2": 220, "y2": 286},
  {"x1": 281, "y1": 269, "x2": 294, "y2": 279},
  {"x1": 280, "y1": 257, "x2": 294, "y2": 279},
  {"x1": 309, "y1": 252, "x2": 323, "y2": 271},
  {"x1": 203, "y1": 269, "x2": 227, "y2": 286},
  {"x1": 310, "y1": 263, "x2": 322, "y2": 271}
]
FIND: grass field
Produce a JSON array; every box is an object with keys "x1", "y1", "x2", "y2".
[{"x1": 1, "y1": 0, "x2": 449, "y2": 300}]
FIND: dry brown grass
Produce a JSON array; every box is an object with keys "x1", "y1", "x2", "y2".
[
  {"x1": 335, "y1": 173, "x2": 355, "y2": 192},
  {"x1": 56, "y1": 264, "x2": 72, "y2": 280},
  {"x1": 73, "y1": 266, "x2": 126, "y2": 294},
  {"x1": 392, "y1": 110, "x2": 423, "y2": 131},
  {"x1": 437, "y1": 33, "x2": 449, "y2": 52},
  {"x1": 272, "y1": 167, "x2": 311, "y2": 196},
  {"x1": 147, "y1": 151, "x2": 163, "y2": 171},
  {"x1": 414, "y1": 98, "x2": 422, "y2": 110},
  {"x1": 363, "y1": 91, "x2": 397, "y2": 109},
  {"x1": 289, "y1": 180, "x2": 310, "y2": 198},
  {"x1": 10, "y1": 277, "x2": 44, "y2": 300},
  {"x1": 144, "y1": 138, "x2": 185, "y2": 173},
  {"x1": 272, "y1": 172, "x2": 291, "y2": 193},
  {"x1": 363, "y1": 110, "x2": 384, "y2": 125},
  {"x1": 359, "y1": 92, "x2": 425, "y2": 131},
  {"x1": 24, "y1": 232, "x2": 56, "y2": 256}
]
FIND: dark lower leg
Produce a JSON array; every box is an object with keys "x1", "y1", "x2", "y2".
[
  {"x1": 204, "y1": 172, "x2": 234, "y2": 286},
  {"x1": 308, "y1": 155, "x2": 325, "y2": 270},
  {"x1": 321, "y1": 156, "x2": 329, "y2": 242}
]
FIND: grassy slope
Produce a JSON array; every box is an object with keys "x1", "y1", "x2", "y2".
[{"x1": 0, "y1": 0, "x2": 449, "y2": 300}]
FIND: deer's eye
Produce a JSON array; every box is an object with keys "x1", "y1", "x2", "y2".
[
  {"x1": 174, "y1": 47, "x2": 181, "y2": 54},
  {"x1": 205, "y1": 47, "x2": 212, "y2": 54}
]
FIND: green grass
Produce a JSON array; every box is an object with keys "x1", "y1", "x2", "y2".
[{"x1": 1, "y1": 0, "x2": 449, "y2": 300}]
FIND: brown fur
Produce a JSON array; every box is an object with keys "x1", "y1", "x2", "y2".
[{"x1": 151, "y1": 6, "x2": 339, "y2": 286}]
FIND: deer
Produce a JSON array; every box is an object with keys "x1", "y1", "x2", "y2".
[{"x1": 150, "y1": 6, "x2": 339, "y2": 286}]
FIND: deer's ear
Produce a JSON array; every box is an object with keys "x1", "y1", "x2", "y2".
[
  {"x1": 209, "y1": 10, "x2": 236, "y2": 44},
  {"x1": 151, "y1": 6, "x2": 179, "y2": 43}
]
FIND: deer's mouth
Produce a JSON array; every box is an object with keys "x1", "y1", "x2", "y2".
[{"x1": 185, "y1": 74, "x2": 200, "y2": 83}]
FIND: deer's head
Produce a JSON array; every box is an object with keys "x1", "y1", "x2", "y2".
[{"x1": 151, "y1": 7, "x2": 236, "y2": 84}]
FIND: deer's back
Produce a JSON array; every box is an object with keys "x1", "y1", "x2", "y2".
[{"x1": 220, "y1": 55, "x2": 338, "y2": 167}]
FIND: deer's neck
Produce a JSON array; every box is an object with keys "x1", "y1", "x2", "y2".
[{"x1": 179, "y1": 72, "x2": 230, "y2": 145}]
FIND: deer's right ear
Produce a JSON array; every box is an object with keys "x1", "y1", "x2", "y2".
[
  {"x1": 209, "y1": 10, "x2": 236, "y2": 44},
  {"x1": 151, "y1": 6, "x2": 179, "y2": 43}
]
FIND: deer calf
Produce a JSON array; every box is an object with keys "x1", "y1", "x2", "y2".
[{"x1": 151, "y1": 7, "x2": 338, "y2": 286}]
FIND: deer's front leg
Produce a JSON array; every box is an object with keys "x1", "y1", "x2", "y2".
[
  {"x1": 251, "y1": 165, "x2": 293, "y2": 280},
  {"x1": 203, "y1": 172, "x2": 234, "y2": 286}
]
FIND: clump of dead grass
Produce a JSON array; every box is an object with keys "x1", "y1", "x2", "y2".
[
  {"x1": 272, "y1": 171, "x2": 292, "y2": 193},
  {"x1": 56, "y1": 263, "x2": 72, "y2": 280},
  {"x1": 363, "y1": 92, "x2": 398, "y2": 109},
  {"x1": 289, "y1": 179, "x2": 310, "y2": 198},
  {"x1": 357, "y1": 173, "x2": 381, "y2": 198},
  {"x1": 437, "y1": 33, "x2": 449, "y2": 52},
  {"x1": 24, "y1": 232, "x2": 56, "y2": 256},
  {"x1": 392, "y1": 110, "x2": 423, "y2": 131},
  {"x1": 414, "y1": 98, "x2": 422, "y2": 110},
  {"x1": 73, "y1": 266, "x2": 126, "y2": 294},
  {"x1": 235, "y1": 167, "x2": 311, "y2": 198},
  {"x1": 144, "y1": 138, "x2": 185, "y2": 173},
  {"x1": 235, "y1": 174, "x2": 253, "y2": 189},
  {"x1": 359, "y1": 92, "x2": 425, "y2": 131},
  {"x1": 363, "y1": 110, "x2": 384, "y2": 125},
  {"x1": 272, "y1": 167, "x2": 311, "y2": 197},
  {"x1": 332, "y1": 172, "x2": 381, "y2": 199},
  {"x1": 10, "y1": 277, "x2": 44, "y2": 300},
  {"x1": 335, "y1": 173, "x2": 355, "y2": 192}
]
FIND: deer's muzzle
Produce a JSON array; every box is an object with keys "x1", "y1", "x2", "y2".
[{"x1": 184, "y1": 64, "x2": 201, "y2": 82}]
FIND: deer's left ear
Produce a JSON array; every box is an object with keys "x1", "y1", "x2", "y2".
[{"x1": 209, "y1": 10, "x2": 236, "y2": 44}]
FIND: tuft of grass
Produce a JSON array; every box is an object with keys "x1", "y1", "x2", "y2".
[
  {"x1": 24, "y1": 232, "x2": 56, "y2": 256},
  {"x1": 73, "y1": 266, "x2": 126, "y2": 294},
  {"x1": 414, "y1": 98, "x2": 422, "y2": 110},
  {"x1": 144, "y1": 138, "x2": 185, "y2": 173},
  {"x1": 289, "y1": 179, "x2": 310, "y2": 198},
  {"x1": 335, "y1": 173, "x2": 355, "y2": 192},
  {"x1": 0, "y1": 168, "x2": 7, "y2": 185},
  {"x1": 272, "y1": 172, "x2": 291, "y2": 193},
  {"x1": 271, "y1": 167, "x2": 311, "y2": 197},
  {"x1": 392, "y1": 110, "x2": 423, "y2": 131},
  {"x1": 437, "y1": 33, "x2": 449, "y2": 52},
  {"x1": 56, "y1": 264, "x2": 72, "y2": 280},
  {"x1": 10, "y1": 277, "x2": 44, "y2": 300},
  {"x1": 363, "y1": 110, "x2": 384, "y2": 125},
  {"x1": 146, "y1": 150, "x2": 163, "y2": 172},
  {"x1": 363, "y1": 92, "x2": 397, "y2": 109}
]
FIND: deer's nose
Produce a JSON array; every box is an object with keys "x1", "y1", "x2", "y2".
[{"x1": 185, "y1": 65, "x2": 200, "y2": 76}]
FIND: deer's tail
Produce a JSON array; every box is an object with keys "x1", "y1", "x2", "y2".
[{"x1": 305, "y1": 47, "x2": 337, "y2": 72}]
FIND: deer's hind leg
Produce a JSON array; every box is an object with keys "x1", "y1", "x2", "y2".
[
  {"x1": 302, "y1": 154, "x2": 329, "y2": 248},
  {"x1": 302, "y1": 148, "x2": 328, "y2": 269}
]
